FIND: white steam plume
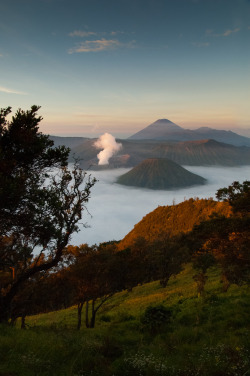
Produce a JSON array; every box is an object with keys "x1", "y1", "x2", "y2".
[{"x1": 94, "y1": 133, "x2": 122, "y2": 165}]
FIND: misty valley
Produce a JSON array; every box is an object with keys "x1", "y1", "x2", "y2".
[
  {"x1": 53, "y1": 118, "x2": 250, "y2": 245},
  {"x1": 71, "y1": 165, "x2": 250, "y2": 246}
]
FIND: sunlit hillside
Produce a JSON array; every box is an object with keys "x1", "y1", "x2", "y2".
[{"x1": 118, "y1": 198, "x2": 232, "y2": 250}]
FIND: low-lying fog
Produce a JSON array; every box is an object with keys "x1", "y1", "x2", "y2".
[{"x1": 71, "y1": 166, "x2": 250, "y2": 246}]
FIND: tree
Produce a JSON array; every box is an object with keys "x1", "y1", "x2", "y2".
[
  {"x1": 0, "y1": 106, "x2": 96, "y2": 322},
  {"x1": 124, "y1": 237, "x2": 151, "y2": 290},
  {"x1": 65, "y1": 243, "x2": 127, "y2": 330},
  {"x1": 191, "y1": 216, "x2": 250, "y2": 290},
  {"x1": 149, "y1": 233, "x2": 189, "y2": 288},
  {"x1": 188, "y1": 181, "x2": 250, "y2": 291},
  {"x1": 216, "y1": 180, "x2": 250, "y2": 215}
]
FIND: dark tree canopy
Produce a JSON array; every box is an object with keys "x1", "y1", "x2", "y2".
[
  {"x1": 0, "y1": 106, "x2": 96, "y2": 322},
  {"x1": 216, "y1": 180, "x2": 250, "y2": 214},
  {"x1": 0, "y1": 106, "x2": 69, "y2": 230},
  {"x1": 189, "y1": 181, "x2": 250, "y2": 290}
]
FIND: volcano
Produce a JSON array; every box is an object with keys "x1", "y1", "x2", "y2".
[
  {"x1": 128, "y1": 119, "x2": 250, "y2": 146},
  {"x1": 116, "y1": 158, "x2": 206, "y2": 190}
]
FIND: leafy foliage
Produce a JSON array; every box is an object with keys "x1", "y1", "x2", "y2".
[
  {"x1": 0, "y1": 106, "x2": 96, "y2": 322},
  {"x1": 190, "y1": 181, "x2": 250, "y2": 290},
  {"x1": 141, "y1": 304, "x2": 172, "y2": 334},
  {"x1": 216, "y1": 180, "x2": 250, "y2": 214}
]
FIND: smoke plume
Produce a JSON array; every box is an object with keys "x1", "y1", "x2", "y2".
[{"x1": 94, "y1": 133, "x2": 122, "y2": 165}]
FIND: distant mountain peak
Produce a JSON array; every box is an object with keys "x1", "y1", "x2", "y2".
[
  {"x1": 152, "y1": 119, "x2": 183, "y2": 128},
  {"x1": 154, "y1": 119, "x2": 174, "y2": 123},
  {"x1": 128, "y1": 119, "x2": 250, "y2": 146},
  {"x1": 128, "y1": 119, "x2": 183, "y2": 140}
]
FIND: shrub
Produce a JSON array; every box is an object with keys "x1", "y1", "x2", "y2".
[
  {"x1": 100, "y1": 314, "x2": 112, "y2": 322},
  {"x1": 141, "y1": 305, "x2": 172, "y2": 334}
]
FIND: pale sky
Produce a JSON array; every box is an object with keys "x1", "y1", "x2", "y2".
[{"x1": 1, "y1": 0, "x2": 250, "y2": 137}]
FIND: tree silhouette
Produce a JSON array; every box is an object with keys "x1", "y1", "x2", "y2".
[{"x1": 0, "y1": 106, "x2": 96, "y2": 322}]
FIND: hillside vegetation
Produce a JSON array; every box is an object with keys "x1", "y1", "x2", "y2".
[
  {"x1": 0, "y1": 264, "x2": 249, "y2": 376},
  {"x1": 118, "y1": 198, "x2": 232, "y2": 250}
]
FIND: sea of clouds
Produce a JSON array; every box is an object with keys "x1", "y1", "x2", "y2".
[{"x1": 71, "y1": 165, "x2": 250, "y2": 246}]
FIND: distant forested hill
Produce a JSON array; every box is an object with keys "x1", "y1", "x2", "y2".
[
  {"x1": 50, "y1": 136, "x2": 89, "y2": 149},
  {"x1": 149, "y1": 139, "x2": 250, "y2": 166},
  {"x1": 67, "y1": 138, "x2": 250, "y2": 169},
  {"x1": 118, "y1": 198, "x2": 232, "y2": 250}
]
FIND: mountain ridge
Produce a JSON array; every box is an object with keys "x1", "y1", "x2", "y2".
[
  {"x1": 117, "y1": 198, "x2": 232, "y2": 250},
  {"x1": 128, "y1": 119, "x2": 250, "y2": 147},
  {"x1": 68, "y1": 138, "x2": 250, "y2": 169}
]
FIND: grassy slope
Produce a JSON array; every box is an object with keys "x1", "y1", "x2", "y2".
[{"x1": 0, "y1": 264, "x2": 249, "y2": 376}]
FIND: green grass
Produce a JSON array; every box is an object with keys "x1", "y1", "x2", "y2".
[{"x1": 1, "y1": 264, "x2": 249, "y2": 376}]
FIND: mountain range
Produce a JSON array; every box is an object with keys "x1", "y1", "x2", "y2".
[
  {"x1": 63, "y1": 138, "x2": 250, "y2": 169},
  {"x1": 50, "y1": 118, "x2": 250, "y2": 169},
  {"x1": 128, "y1": 119, "x2": 250, "y2": 147}
]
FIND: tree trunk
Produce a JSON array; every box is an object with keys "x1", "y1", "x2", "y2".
[
  {"x1": 90, "y1": 299, "x2": 96, "y2": 328},
  {"x1": 10, "y1": 316, "x2": 17, "y2": 326},
  {"x1": 85, "y1": 301, "x2": 89, "y2": 328},
  {"x1": 0, "y1": 237, "x2": 69, "y2": 323},
  {"x1": 21, "y1": 313, "x2": 26, "y2": 329},
  {"x1": 160, "y1": 277, "x2": 169, "y2": 288},
  {"x1": 0, "y1": 300, "x2": 11, "y2": 324},
  {"x1": 77, "y1": 302, "x2": 84, "y2": 330}
]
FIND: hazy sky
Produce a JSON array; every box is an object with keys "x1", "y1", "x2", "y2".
[
  {"x1": 1, "y1": 0, "x2": 250, "y2": 137},
  {"x1": 72, "y1": 165, "x2": 250, "y2": 246}
]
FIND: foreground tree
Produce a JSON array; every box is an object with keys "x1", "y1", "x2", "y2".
[
  {"x1": 216, "y1": 180, "x2": 250, "y2": 215},
  {"x1": 190, "y1": 181, "x2": 250, "y2": 291},
  {"x1": 0, "y1": 106, "x2": 96, "y2": 322},
  {"x1": 64, "y1": 243, "x2": 127, "y2": 330},
  {"x1": 149, "y1": 233, "x2": 189, "y2": 288}
]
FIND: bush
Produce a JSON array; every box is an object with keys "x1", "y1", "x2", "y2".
[
  {"x1": 141, "y1": 305, "x2": 172, "y2": 334},
  {"x1": 100, "y1": 314, "x2": 112, "y2": 322}
]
